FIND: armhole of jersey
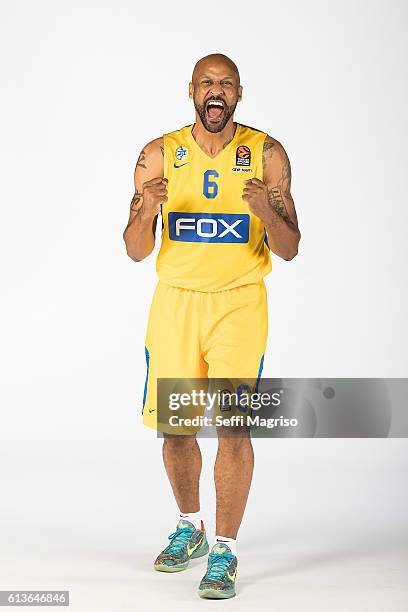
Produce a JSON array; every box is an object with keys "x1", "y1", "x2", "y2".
[
  {"x1": 261, "y1": 132, "x2": 269, "y2": 249},
  {"x1": 162, "y1": 134, "x2": 168, "y2": 233},
  {"x1": 163, "y1": 133, "x2": 169, "y2": 179},
  {"x1": 261, "y1": 132, "x2": 268, "y2": 183}
]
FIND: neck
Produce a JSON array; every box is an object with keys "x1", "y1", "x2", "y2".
[{"x1": 191, "y1": 117, "x2": 237, "y2": 157}]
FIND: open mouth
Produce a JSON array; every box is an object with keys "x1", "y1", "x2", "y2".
[{"x1": 205, "y1": 99, "x2": 225, "y2": 122}]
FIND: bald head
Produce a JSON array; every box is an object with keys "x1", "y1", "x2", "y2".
[
  {"x1": 192, "y1": 54, "x2": 240, "y2": 83},
  {"x1": 189, "y1": 54, "x2": 242, "y2": 133}
]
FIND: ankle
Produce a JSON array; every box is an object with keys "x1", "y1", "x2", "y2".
[
  {"x1": 179, "y1": 510, "x2": 202, "y2": 530},
  {"x1": 214, "y1": 535, "x2": 237, "y2": 556}
]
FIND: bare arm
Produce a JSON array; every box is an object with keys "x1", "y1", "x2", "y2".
[
  {"x1": 242, "y1": 136, "x2": 300, "y2": 260},
  {"x1": 123, "y1": 137, "x2": 166, "y2": 262}
]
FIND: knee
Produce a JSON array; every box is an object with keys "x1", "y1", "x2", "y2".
[
  {"x1": 217, "y1": 430, "x2": 252, "y2": 451},
  {"x1": 163, "y1": 435, "x2": 197, "y2": 452}
]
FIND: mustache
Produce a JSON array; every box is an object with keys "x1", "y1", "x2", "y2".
[{"x1": 205, "y1": 96, "x2": 227, "y2": 105}]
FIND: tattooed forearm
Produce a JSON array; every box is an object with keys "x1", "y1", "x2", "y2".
[
  {"x1": 130, "y1": 192, "x2": 143, "y2": 212},
  {"x1": 268, "y1": 187, "x2": 291, "y2": 223},
  {"x1": 136, "y1": 149, "x2": 147, "y2": 169}
]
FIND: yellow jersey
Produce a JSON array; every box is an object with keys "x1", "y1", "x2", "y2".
[{"x1": 156, "y1": 122, "x2": 272, "y2": 291}]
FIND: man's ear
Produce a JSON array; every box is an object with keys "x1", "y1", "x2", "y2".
[
  {"x1": 188, "y1": 82, "x2": 194, "y2": 99},
  {"x1": 238, "y1": 85, "x2": 243, "y2": 102}
]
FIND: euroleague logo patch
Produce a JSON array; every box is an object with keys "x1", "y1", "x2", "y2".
[{"x1": 236, "y1": 145, "x2": 251, "y2": 166}]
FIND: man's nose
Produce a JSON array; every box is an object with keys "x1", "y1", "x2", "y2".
[{"x1": 209, "y1": 81, "x2": 224, "y2": 96}]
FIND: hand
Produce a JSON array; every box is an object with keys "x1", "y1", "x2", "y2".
[
  {"x1": 242, "y1": 178, "x2": 269, "y2": 220},
  {"x1": 142, "y1": 177, "x2": 168, "y2": 219}
]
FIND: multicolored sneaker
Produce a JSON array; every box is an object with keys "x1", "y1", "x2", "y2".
[
  {"x1": 154, "y1": 519, "x2": 209, "y2": 572},
  {"x1": 198, "y1": 542, "x2": 238, "y2": 599}
]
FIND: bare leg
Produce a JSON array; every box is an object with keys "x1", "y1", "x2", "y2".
[
  {"x1": 162, "y1": 434, "x2": 201, "y2": 513},
  {"x1": 214, "y1": 430, "x2": 254, "y2": 539}
]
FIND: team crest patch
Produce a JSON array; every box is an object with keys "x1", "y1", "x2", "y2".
[
  {"x1": 236, "y1": 145, "x2": 251, "y2": 166},
  {"x1": 175, "y1": 146, "x2": 188, "y2": 161}
]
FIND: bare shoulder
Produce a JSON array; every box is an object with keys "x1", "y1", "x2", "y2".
[
  {"x1": 144, "y1": 136, "x2": 164, "y2": 155},
  {"x1": 134, "y1": 136, "x2": 164, "y2": 181},
  {"x1": 262, "y1": 134, "x2": 292, "y2": 188},
  {"x1": 136, "y1": 136, "x2": 164, "y2": 167},
  {"x1": 262, "y1": 134, "x2": 290, "y2": 166}
]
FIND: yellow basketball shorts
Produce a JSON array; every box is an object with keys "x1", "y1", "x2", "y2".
[{"x1": 141, "y1": 280, "x2": 268, "y2": 430}]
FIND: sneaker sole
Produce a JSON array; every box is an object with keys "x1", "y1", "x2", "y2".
[
  {"x1": 154, "y1": 543, "x2": 209, "y2": 573},
  {"x1": 198, "y1": 587, "x2": 236, "y2": 599},
  {"x1": 154, "y1": 561, "x2": 188, "y2": 573}
]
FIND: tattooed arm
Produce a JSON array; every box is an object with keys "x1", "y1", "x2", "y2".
[
  {"x1": 262, "y1": 136, "x2": 300, "y2": 259},
  {"x1": 123, "y1": 137, "x2": 166, "y2": 261},
  {"x1": 242, "y1": 136, "x2": 300, "y2": 260}
]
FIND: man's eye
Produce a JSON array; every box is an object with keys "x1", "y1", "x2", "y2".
[
  {"x1": 222, "y1": 81, "x2": 233, "y2": 86},
  {"x1": 202, "y1": 80, "x2": 210, "y2": 85}
]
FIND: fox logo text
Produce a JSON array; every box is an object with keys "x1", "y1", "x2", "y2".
[{"x1": 168, "y1": 212, "x2": 250, "y2": 243}]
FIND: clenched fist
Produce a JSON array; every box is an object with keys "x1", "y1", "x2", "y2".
[
  {"x1": 142, "y1": 177, "x2": 168, "y2": 219},
  {"x1": 242, "y1": 178, "x2": 269, "y2": 220}
]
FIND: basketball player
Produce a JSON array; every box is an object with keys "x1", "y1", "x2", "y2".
[{"x1": 123, "y1": 53, "x2": 300, "y2": 599}]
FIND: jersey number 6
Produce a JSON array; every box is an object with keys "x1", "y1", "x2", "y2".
[{"x1": 203, "y1": 170, "x2": 219, "y2": 199}]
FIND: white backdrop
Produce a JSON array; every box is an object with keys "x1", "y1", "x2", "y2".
[{"x1": 0, "y1": 1, "x2": 407, "y2": 610}]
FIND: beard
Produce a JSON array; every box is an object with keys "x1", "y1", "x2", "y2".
[{"x1": 193, "y1": 96, "x2": 238, "y2": 133}]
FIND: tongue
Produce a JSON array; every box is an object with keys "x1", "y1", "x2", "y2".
[
  {"x1": 207, "y1": 106, "x2": 223, "y2": 120},
  {"x1": 212, "y1": 543, "x2": 230, "y2": 554},
  {"x1": 177, "y1": 519, "x2": 195, "y2": 530}
]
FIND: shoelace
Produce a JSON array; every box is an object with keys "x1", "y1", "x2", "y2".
[
  {"x1": 205, "y1": 553, "x2": 234, "y2": 580},
  {"x1": 165, "y1": 527, "x2": 194, "y2": 554}
]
